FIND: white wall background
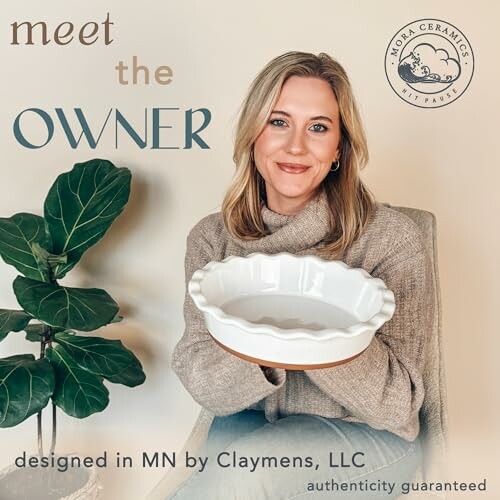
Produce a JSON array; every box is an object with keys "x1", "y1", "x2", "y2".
[{"x1": 1, "y1": 1, "x2": 499, "y2": 498}]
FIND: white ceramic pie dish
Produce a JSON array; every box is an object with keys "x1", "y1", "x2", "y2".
[{"x1": 188, "y1": 252, "x2": 395, "y2": 369}]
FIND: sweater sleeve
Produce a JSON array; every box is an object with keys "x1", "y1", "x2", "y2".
[
  {"x1": 305, "y1": 241, "x2": 433, "y2": 441},
  {"x1": 171, "y1": 221, "x2": 286, "y2": 415}
]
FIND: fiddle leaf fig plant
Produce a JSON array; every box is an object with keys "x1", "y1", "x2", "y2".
[{"x1": 0, "y1": 159, "x2": 145, "y2": 454}]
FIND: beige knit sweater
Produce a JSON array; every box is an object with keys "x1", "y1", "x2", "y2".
[{"x1": 172, "y1": 192, "x2": 434, "y2": 442}]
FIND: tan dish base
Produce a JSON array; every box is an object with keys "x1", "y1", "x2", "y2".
[{"x1": 210, "y1": 334, "x2": 366, "y2": 370}]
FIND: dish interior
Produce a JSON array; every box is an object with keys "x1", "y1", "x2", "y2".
[
  {"x1": 200, "y1": 256, "x2": 384, "y2": 330},
  {"x1": 222, "y1": 294, "x2": 358, "y2": 331}
]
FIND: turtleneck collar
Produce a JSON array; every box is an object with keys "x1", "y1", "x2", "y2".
[{"x1": 230, "y1": 190, "x2": 331, "y2": 254}]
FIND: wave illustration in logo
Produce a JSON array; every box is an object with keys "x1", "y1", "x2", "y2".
[{"x1": 398, "y1": 43, "x2": 461, "y2": 84}]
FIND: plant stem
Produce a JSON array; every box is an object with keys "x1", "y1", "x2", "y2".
[
  {"x1": 37, "y1": 412, "x2": 44, "y2": 458},
  {"x1": 46, "y1": 329, "x2": 58, "y2": 455},
  {"x1": 37, "y1": 337, "x2": 46, "y2": 458},
  {"x1": 50, "y1": 402, "x2": 57, "y2": 454}
]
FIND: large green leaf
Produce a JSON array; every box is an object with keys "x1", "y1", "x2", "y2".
[
  {"x1": 54, "y1": 332, "x2": 145, "y2": 387},
  {"x1": 0, "y1": 354, "x2": 54, "y2": 428},
  {"x1": 45, "y1": 345, "x2": 109, "y2": 418},
  {"x1": 13, "y1": 276, "x2": 119, "y2": 331},
  {"x1": 0, "y1": 309, "x2": 32, "y2": 342},
  {"x1": 44, "y1": 159, "x2": 131, "y2": 279},
  {"x1": 0, "y1": 213, "x2": 52, "y2": 282}
]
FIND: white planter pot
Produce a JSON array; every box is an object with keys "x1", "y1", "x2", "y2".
[{"x1": 0, "y1": 454, "x2": 101, "y2": 500}]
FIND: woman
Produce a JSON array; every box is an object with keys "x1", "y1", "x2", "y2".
[{"x1": 170, "y1": 51, "x2": 432, "y2": 499}]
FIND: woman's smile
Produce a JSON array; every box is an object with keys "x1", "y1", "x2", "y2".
[{"x1": 276, "y1": 162, "x2": 311, "y2": 174}]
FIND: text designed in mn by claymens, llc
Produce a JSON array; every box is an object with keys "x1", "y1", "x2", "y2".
[{"x1": 14, "y1": 450, "x2": 487, "y2": 496}]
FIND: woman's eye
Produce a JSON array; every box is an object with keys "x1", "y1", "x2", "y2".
[
  {"x1": 310, "y1": 123, "x2": 328, "y2": 132},
  {"x1": 269, "y1": 119, "x2": 287, "y2": 127}
]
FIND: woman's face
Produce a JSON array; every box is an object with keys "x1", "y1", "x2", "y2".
[{"x1": 253, "y1": 75, "x2": 341, "y2": 215}]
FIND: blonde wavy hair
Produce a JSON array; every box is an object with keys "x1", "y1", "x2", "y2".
[{"x1": 222, "y1": 51, "x2": 376, "y2": 257}]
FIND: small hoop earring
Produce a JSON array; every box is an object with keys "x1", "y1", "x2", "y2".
[{"x1": 330, "y1": 159, "x2": 340, "y2": 172}]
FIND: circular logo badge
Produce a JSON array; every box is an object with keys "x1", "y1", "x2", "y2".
[{"x1": 385, "y1": 19, "x2": 474, "y2": 108}]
